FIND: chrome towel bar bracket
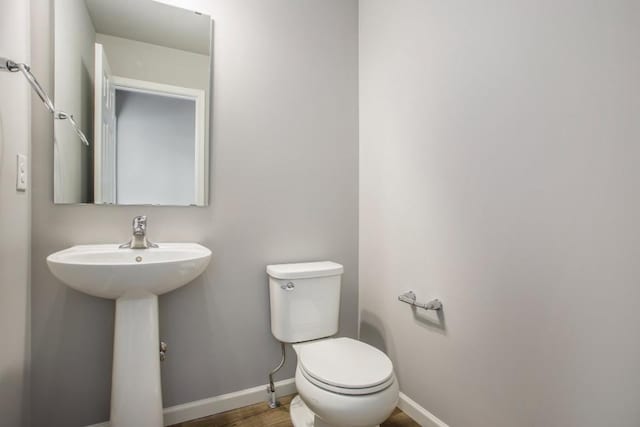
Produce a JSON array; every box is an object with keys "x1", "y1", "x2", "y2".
[
  {"x1": 398, "y1": 291, "x2": 442, "y2": 311},
  {"x1": 1, "y1": 56, "x2": 90, "y2": 146}
]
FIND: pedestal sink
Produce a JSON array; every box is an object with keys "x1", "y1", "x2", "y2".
[{"x1": 47, "y1": 243, "x2": 212, "y2": 427}]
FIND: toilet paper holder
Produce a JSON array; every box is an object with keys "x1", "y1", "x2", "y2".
[{"x1": 398, "y1": 291, "x2": 442, "y2": 311}]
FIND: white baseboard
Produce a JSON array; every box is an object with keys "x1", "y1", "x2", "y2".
[
  {"x1": 86, "y1": 380, "x2": 446, "y2": 427},
  {"x1": 398, "y1": 392, "x2": 449, "y2": 427},
  {"x1": 164, "y1": 378, "x2": 296, "y2": 425},
  {"x1": 85, "y1": 378, "x2": 297, "y2": 427}
]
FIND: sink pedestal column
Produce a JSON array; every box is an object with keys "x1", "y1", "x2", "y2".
[{"x1": 111, "y1": 292, "x2": 163, "y2": 427}]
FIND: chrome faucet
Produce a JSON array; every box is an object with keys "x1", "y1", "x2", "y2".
[{"x1": 119, "y1": 216, "x2": 159, "y2": 249}]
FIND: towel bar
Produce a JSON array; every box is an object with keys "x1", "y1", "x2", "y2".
[{"x1": 398, "y1": 291, "x2": 442, "y2": 311}]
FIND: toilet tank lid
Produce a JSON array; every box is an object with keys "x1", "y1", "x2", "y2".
[{"x1": 267, "y1": 261, "x2": 344, "y2": 279}]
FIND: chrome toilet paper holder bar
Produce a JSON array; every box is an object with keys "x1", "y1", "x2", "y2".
[{"x1": 398, "y1": 291, "x2": 442, "y2": 311}]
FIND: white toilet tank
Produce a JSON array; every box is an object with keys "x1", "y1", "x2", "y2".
[{"x1": 267, "y1": 261, "x2": 344, "y2": 343}]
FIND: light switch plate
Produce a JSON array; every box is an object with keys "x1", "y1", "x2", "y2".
[{"x1": 16, "y1": 154, "x2": 27, "y2": 192}]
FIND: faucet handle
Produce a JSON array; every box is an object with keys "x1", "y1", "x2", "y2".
[
  {"x1": 133, "y1": 215, "x2": 147, "y2": 225},
  {"x1": 132, "y1": 215, "x2": 147, "y2": 235}
]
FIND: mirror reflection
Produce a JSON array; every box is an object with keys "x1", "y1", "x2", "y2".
[{"x1": 54, "y1": 0, "x2": 212, "y2": 205}]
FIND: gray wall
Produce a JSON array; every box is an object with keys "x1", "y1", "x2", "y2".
[
  {"x1": 31, "y1": 0, "x2": 359, "y2": 426},
  {"x1": 359, "y1": 1, "x2": 640, "y2": 427},
  {"x1": 116, "y1": 91, "x2": 196, "y2": 205},
  {"x1": 0, "y1": 0, "x2": 31, "y2": 425}
]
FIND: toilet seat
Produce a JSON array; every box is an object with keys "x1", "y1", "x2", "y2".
[
  {"x1": 296, "y1": 338, "x2": 394, "y2": 396},
  {"x1": 299, "y1": 364, "x2": 394, "y2": 395}
]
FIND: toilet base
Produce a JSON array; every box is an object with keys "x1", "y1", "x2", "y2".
[
  {"x1": 290, "y1": 395, "x2": 380, "y2": 427},
  {"x1": 290, "y1": 395, "x2": 314, "y2": 427}
]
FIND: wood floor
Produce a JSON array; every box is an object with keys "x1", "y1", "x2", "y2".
[{"x1": 169, "y1": 395, "x2": 419, "y2": 427}]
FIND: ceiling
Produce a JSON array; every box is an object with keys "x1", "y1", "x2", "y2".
[{"x1": 85, "y1": 0, "x2": 211, "y2": 55}]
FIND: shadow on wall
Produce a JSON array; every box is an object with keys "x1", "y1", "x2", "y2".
[
  {"x1": 359, "y1": 310, "x2": 390, "y2": 354},
  {"x1": 411, "y1": 305, "x2": 447, "y2": 335},
  {"x1": 0, "y1": 366, "x2": 26, "y2": 425},
  {"x1": 0, "y1": 112, "x2": 4, "y2": 167},
  {"x1": 360, "y1": 303, "x2": 447, "y2": 355}
]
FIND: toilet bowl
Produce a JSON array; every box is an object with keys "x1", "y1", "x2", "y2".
[
  {"x1": 267, "y1": 261, "x2": 399, "y2": 427},
  {"x1": 291, "y1": 337, "x2": 399, "y2": 427}
]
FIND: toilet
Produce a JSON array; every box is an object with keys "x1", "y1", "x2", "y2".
[{"x1": 267, "y1": 261, "x2": 399, "y2": 427}]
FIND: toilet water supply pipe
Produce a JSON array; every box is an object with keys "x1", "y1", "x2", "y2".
[
  {"x1": 0, "y1": 56, "x2": 90, "y2": 146},
  {"x1": 267, "y1": 342, "x2": 286, "y2": 408}
]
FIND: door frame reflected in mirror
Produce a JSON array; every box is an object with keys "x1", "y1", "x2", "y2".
[{"x1": 94, "y1": 75, "x2": 206, "y2": 206}]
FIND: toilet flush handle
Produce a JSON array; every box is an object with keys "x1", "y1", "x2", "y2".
[{"x1": 281, "y1": 281, "x2": 295, "y2": 291}]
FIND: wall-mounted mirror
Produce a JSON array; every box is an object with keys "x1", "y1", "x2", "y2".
[{"x1": 54, "y1": 0, "x2": 212, "y2": 206}]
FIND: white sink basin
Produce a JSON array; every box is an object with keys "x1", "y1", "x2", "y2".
[
  {"x1": 47, "y1": 243, "x2": 211, "y2": 299},
  {"x1": 46, "y1": 242, "x2": 211, "y2": 427}
]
